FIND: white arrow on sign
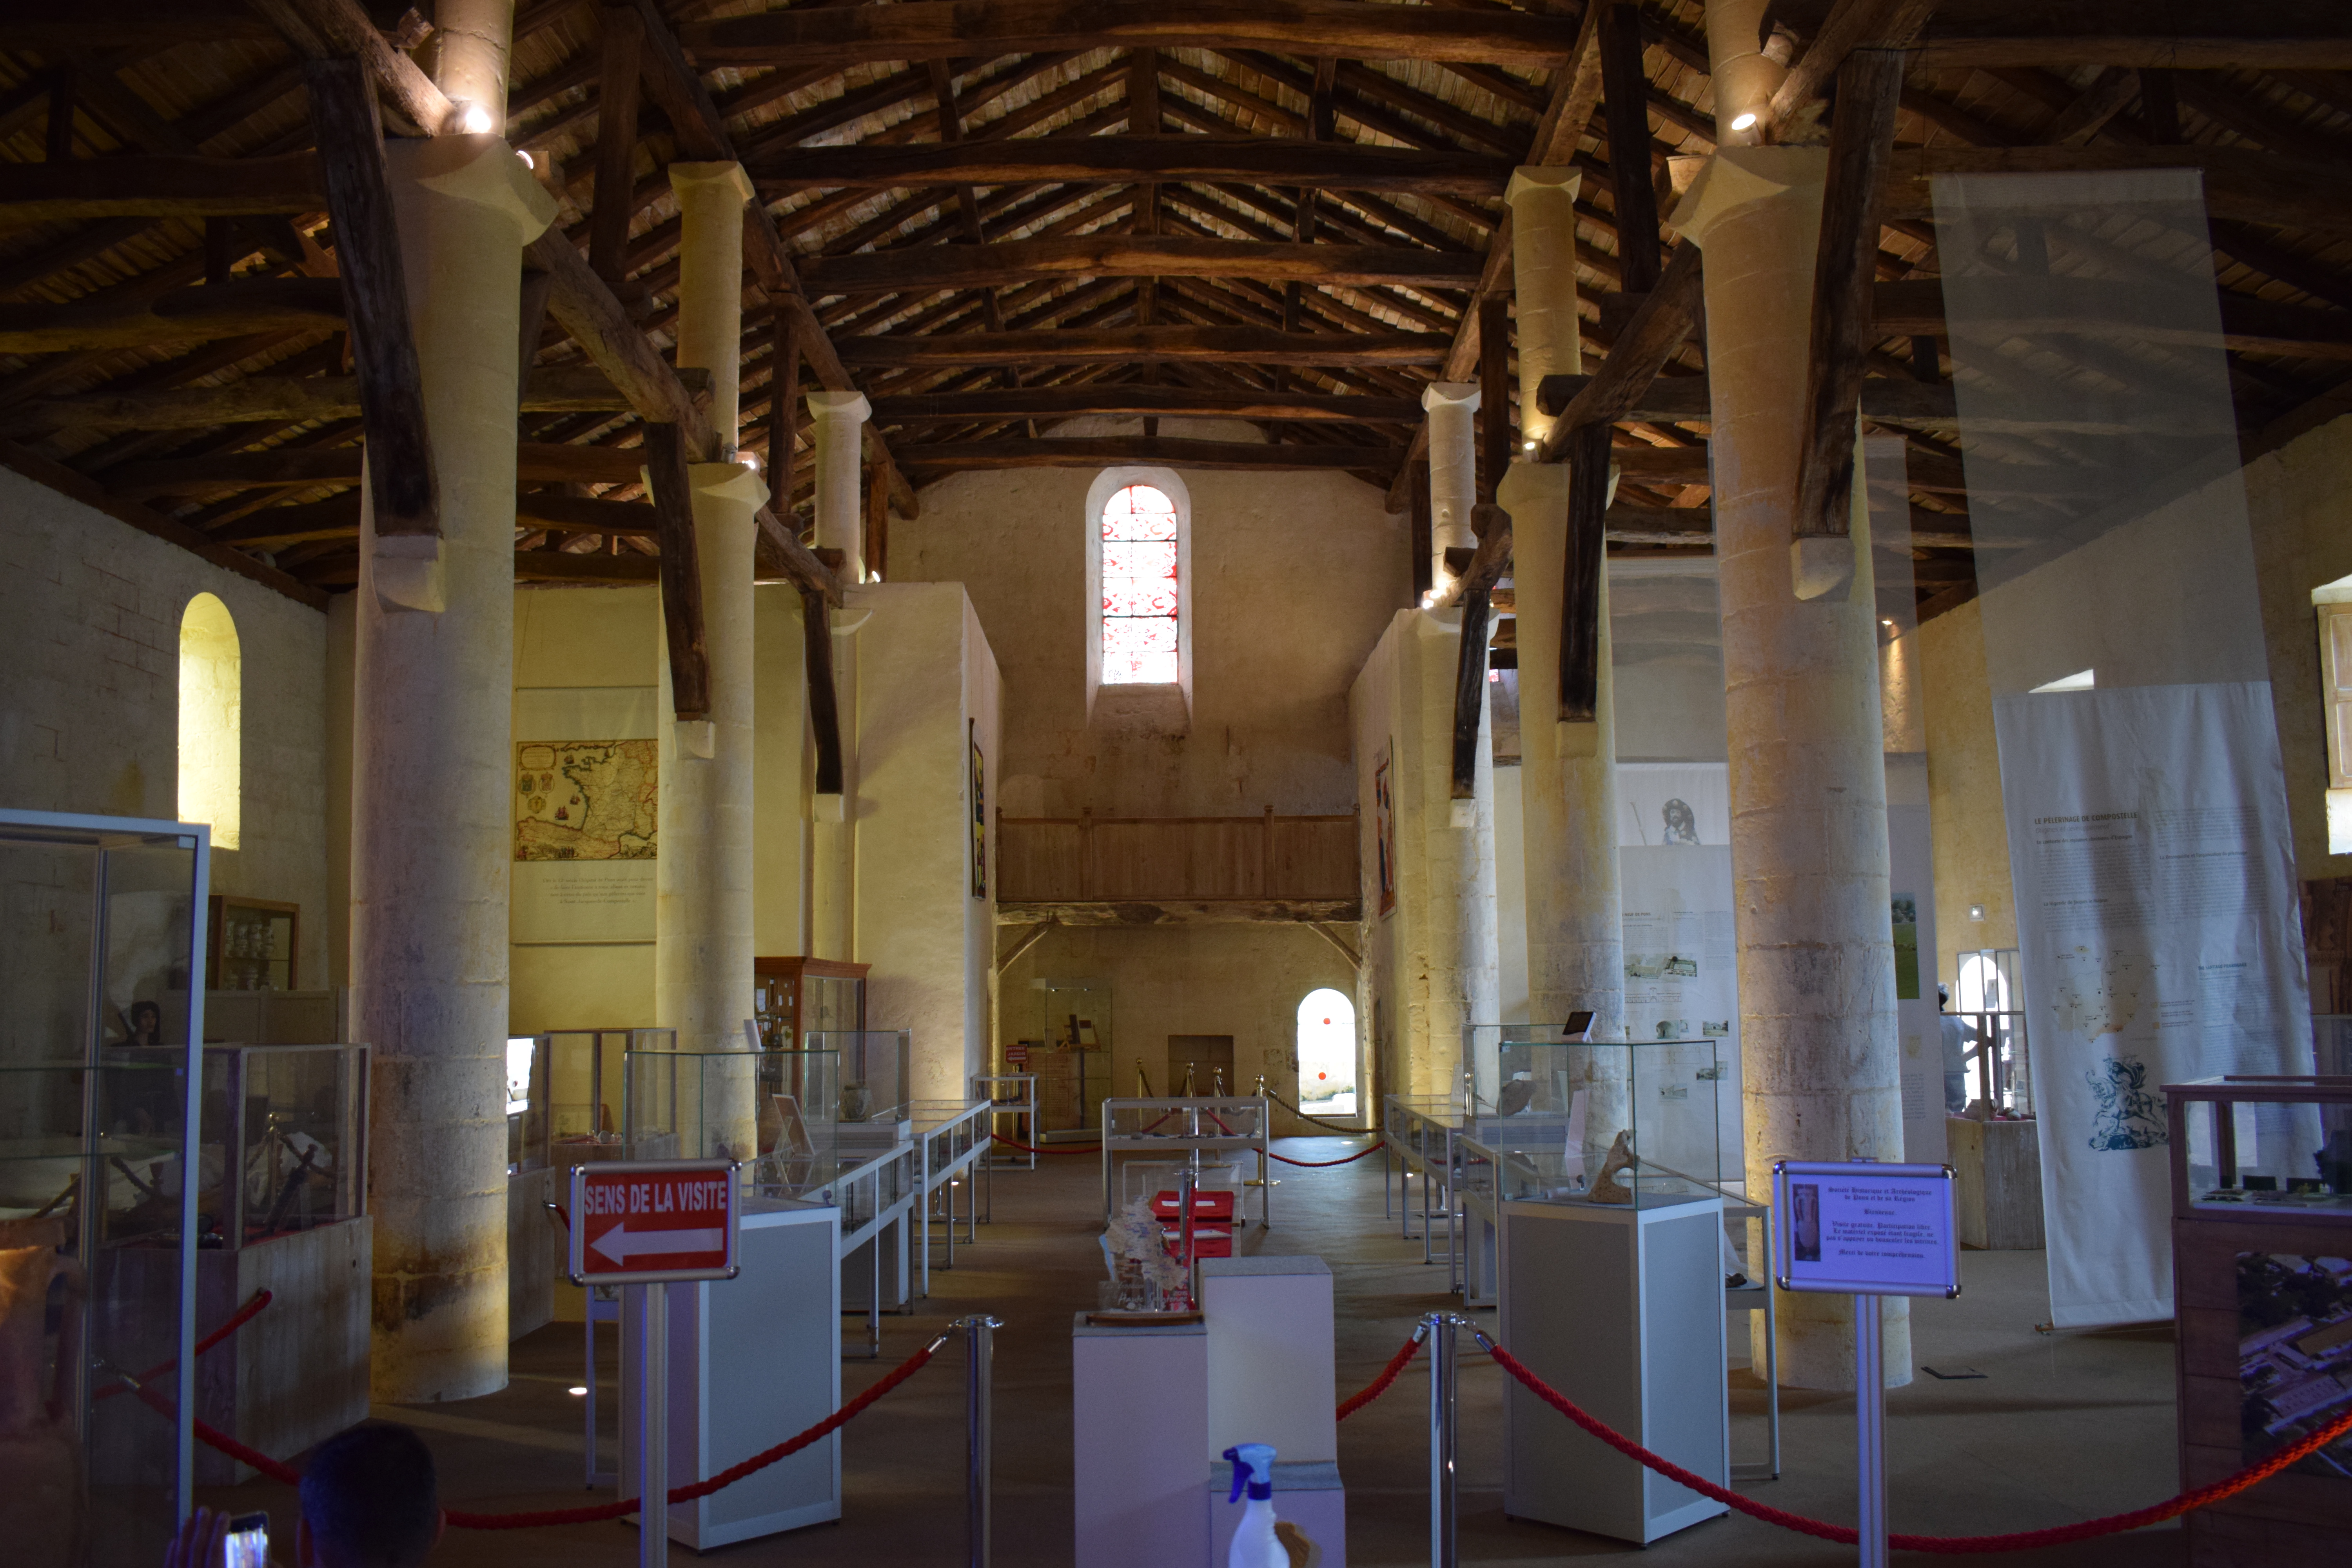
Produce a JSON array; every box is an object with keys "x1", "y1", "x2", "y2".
[{"x1": 590, "y1": 1223, "x2": 727, "y2": 1265}]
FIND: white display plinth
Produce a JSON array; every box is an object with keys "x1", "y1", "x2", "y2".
[
  {"x1": 1200, "y1": 1255, "x2": 1338, "y2": 1464},
  {"x1": 1072, "y1": 1313, "x2": 1210, "y2": 1568},
  {"x1": 622, "y1": 1201, "x2": 842, "y2": 1548},
  {"x1": 1501, "y1": 1192, "x2": 1729, "y2": 1544}
]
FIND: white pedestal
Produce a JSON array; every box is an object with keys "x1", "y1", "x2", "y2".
[
  {"x1": 1073, "y1": 1314, "x2": 1210, "y2": 1568},
  {"x1": 1201, "y1": 1255, "x2": 1338, "y2": 1464},
  {"x1": 1501, "y1": 1193, "x2": 1728, "y2": 1544},
  {"x1": 622, "y1": 1201, "x2": 842, "y2": 1548}
]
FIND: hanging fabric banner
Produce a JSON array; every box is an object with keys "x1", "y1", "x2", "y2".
[{"x1": 1935, "y1": 169, "x2": 2314, "y2": 1326}]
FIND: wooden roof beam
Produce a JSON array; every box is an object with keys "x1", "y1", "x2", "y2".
[
  {"x1": 897, "y1": 436, "x2": 1404, "y2": 474},
  {"x1": 836, "y1": 324, "x2": 1450, "y2": 368},
  {"x1": 748, "y1": 138, "x2": 1515, "y2": 195},
  {"x1": 871, "y1": 386, "x2": 1423, "y2": 424},
  {"x1": 799, "y1": 237, "x2": 1485, "y2": 296},
  {"x1": 680, "y1": 2, "x2": 1586, "y2": 70},
  {"x1": 0, "y1": 153, "x2": 325, "y2": 222}
]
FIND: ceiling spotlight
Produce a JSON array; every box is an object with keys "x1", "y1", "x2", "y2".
[
  {"x1": 515, "y1": 148, "x2": 535, "y2": 170},
  {"x1": 455, "y1": 100, "x2": 495, "y2": 135},
  {"x1": 1881, "y1": 617, "x2": 1895, "y2": 626},
  {"x1": 1523, "y1": 439, "x2": 1538, "y2": 451},
  {"x1": 740, "y1": 450, "x2": 762, "y2": 472},
  {"x1": 1728, "y1": 111, "x2": 1759, "y2": 132},
  {"x1": 568, "y1": 1385, "x2": 588, "y2": 1397}
]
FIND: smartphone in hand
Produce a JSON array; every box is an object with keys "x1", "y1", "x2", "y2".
[{"x1": 222, "y1": 1512, "x2": 270, "y2": 1568}]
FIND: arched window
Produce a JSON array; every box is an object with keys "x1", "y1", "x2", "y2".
[
  {"x1": 1086, "y1": 467, "x2": 1191, "y2": 714},
  {"x1": 1099, "y1": 483, "x2": 1180, "y2": 683},
  {"x1": 1295, "y1": 988, "x2": 1357, "y2": 1117},
  {"x1": 178, "y1": 592, "x2": 241, "y2": 849}
]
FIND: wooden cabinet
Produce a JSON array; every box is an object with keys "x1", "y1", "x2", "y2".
[
  {"x1": 753, "y1": 957, "x2": 868, "y2": 1052},
  {"x1": 206, "y1": 895, "x2": 297, "y2": 991}
]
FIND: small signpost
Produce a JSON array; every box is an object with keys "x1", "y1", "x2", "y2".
[
  {"x1": 1772, "y1": 1160, "x2": 1959, "y2": 1568},
  {"x1": 570, "y1": 1161, "x2": 740, "y2": 1568}
]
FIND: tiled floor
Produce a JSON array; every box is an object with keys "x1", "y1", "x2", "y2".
[{"x1": 195, "y1": 1139, "x2": 2185, "y2": 1565}]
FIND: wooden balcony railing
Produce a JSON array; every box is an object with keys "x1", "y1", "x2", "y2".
[{"x1": 996, "y1": 808, "x2": 1360, "y2": 906}]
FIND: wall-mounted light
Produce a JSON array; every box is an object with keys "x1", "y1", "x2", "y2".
[
  {"x1": 515, "y1": 148, "x2": 535, "y2": 170},
  {"x1": 1728, "y1": 111, "x2": 1759, "y2": 132},
  {"x1": 1968, "y1": 904, "x2": 1986, "y2": 922},
  {"x1": 1523, "y1": 439, "x2": 1538, "y2": 452},
  {"x1": 454, "y1": 100, "x2": 495, "y2": 135}
]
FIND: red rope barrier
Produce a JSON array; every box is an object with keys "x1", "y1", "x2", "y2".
[
  {"x1": 1336, "y1": 1334, "x2": 1424, "y2": 1421},
  {"x1": 1268, "y1": 1142, "x2": 1382, "y2": 1168},
  {"x1": 93, "y1": 1289, "x2": 274, "y2": 1402},
  {"x1": 131, "y1": 1306, "x2": 944, "y2": 1531},
  {"x1": 990, "y1": 1132, "x2": 1101, "y2": 1154},
  {"x1": 1483, "y1": 1337, "x2": 2352, "y2": 1552}
]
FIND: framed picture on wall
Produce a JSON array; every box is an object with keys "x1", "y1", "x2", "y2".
[
  {"x1": 970, "y1": 720, "x2": 987, "y2": 899},
  {"x1": 1374, "y1": 742, "x2": 1397, "y2": 917}
]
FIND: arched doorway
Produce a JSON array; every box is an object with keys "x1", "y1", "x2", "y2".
[{"x1": 1295, "y1": 988, "x2": 1357, "y2": 1118}]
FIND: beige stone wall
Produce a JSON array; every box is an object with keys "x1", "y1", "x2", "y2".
[
  {"x1": 889, "y1": 421, "x2": 1409, "y2": 817},
  {"x1": 0, "y1": 468, "x2": 332, "y2": 986},
  {"x1": 1919, "y1": 599, "x2": 2018, "y2": 991}
]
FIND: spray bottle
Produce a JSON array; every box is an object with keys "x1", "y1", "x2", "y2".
[{"x1": 1222, "y1": 1443, "x2": 1282, "y2": 1568}]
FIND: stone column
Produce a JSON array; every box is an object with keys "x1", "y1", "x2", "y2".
[
  {"x1": 808, "y1": 390, "x2": 871, "y2": 582},
  {"x1": 1684, "y1": 0, "x2": 1906, "y2": 1390},
  {"x1": 1503, "y1": 165, "x2": 1625, "y2": 1061},
  {"x1": 1400, "y1": 612, "x2": 1499, "y2": 1096},
  {"x1": 807, "y1": 390, "x2": 870, "y2": 962},
  {"x1": 354, "y1": 127, "x2": 556, "y2": 1401},
  {"x1": 657, "y1": 159, "x2": 761, "y2": 1156},
  {"x1": 669, "y1": 161, "x2": 755, "y2": 444},
  {"x1": 1421, "y1": 382, "x2": 1479, "y2": 590}
]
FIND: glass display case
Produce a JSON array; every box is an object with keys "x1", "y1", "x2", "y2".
[
  {"x1": 1954, "y1": 947, "x2": 2032, "y2": 1116},
  {"x1": 806, "y1": 1029, "x2": 911, "y2": 1150},
  {"x1": 522, "y1": 1027, "x2": 674, "y2": 1173},
  {"x1": 2167, "y1": 1073, "x2": 2352, "y2": 1563},
  {"x1": 625, "y1": 1044, "x2": 840, "y2": 1197},
  {"x1": 751, "y1": 956, "x2": 867, "y2": 1051},
  {"x1": 1037, "y1": 977, "x2": 1111, "y2": 1136},
  {"x1": 1461, "y1": 1029, "x2": 1734, "y2": 1210},
  {"x1": 0, "y1": 808, "x2": 209, "y2": 1564},
  {"x1": 205, "y1": 895, "x2": 297, "y2": 992},
  {"x1": 197, "y1": 1044, "x2": 367, "y2": 1247}
]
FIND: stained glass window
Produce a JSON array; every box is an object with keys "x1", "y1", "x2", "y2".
[{"x1": 1100, "y1": 483, "x2": 1180, "y2": 684}]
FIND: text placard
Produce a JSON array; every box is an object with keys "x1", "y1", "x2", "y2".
[{"x1": 1773, "y1": 1160, "x2": 1960, "y2": 1298}]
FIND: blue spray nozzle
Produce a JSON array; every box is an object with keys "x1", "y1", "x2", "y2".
[{"x1": 1223, "y1": 1443, "x2": 1277, "y2": 1503}]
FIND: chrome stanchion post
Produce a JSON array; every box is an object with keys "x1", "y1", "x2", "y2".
[
  {"x1": 962, "y1": 1314, "x2": 1002, "y2": 1568},
  {"x1": 1856, "y1": 1294, "x2": 1886, "y2": 1568},
  {"x1": 639, "y1": 1282, "x2": 667, "y2": 1568},
  {"x1": 1426, "y1": 1310, "x2": 1459, "y2": 1568}
]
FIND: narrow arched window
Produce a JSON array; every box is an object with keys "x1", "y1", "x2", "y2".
[
  {"x1": 1098, "y1": 482, "x2": 1181, "y2": 684},
  {"x1": 178, "y1": 592, "x2": 241, "y2": 849},
  {"x1": 1295, "y1": 988, "x2": 1358, "y2": 1117}
]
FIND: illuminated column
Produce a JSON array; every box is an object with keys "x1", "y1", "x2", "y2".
[
  {"x1": 356, "y1": 112, "x2": 557, "y2": 1396},
  {"x1": 808, "y1": 389, "x2": 870, "y2": 582},
  {"x1": 1422, "y1": 381, "x2": 1479, "y2": 587},
  {"x1": 1505, "y1": 166, "x2": 1582, "y2": 449},
  {"x1": 668, "y1": 161, "x2": 754, "y2": 444},
  {"x1": 1688, "y1": 0, "x2": 1906, "y2": 1392}
]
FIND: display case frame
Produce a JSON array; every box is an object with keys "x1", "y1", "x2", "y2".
[
  {"x1": 1381, "y1": 1094, "x2": 1464, "y2": 1276},
  {"x1": 1099, "y1": 1096, "x2": 1271, "y2": 1227},
  {"x1": 0, "y1": 806, "x2": 210, "y2": 1557},
  {"x1": 975, "y1": 1071, "x2": 1038, "y2": 1176},
  {"x1": 751, "y1": 956, "x2": 868, "y2": 1053},
  {"x1": 910, "y1": 1097, "x2": 990, "y2": 1296},
  {"x1": 199, "y1": 1043, "x2": 368, "y2": 1247},
  {"x1": 204, "y1": 894, "x2": 297, "y2": 993},
  {"x1": 2165, "y1": 1073, "x2": 2352, "y2": 1566}
]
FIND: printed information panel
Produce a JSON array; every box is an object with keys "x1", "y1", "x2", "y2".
[
  {"x1": 567, "y1": 1159, "x2": 740, "y2": 1285},
  {"x1": 1772, "y1": 1160, "x2": 1960, "y2": 1298}
]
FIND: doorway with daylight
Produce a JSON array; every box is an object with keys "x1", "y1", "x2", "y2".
[{"x1": 1295, "y1": 988, "x2": 1358, "y2": 1119}]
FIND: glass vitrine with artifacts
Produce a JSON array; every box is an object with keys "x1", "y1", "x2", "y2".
[
  {"x1": 532, "y1": 1027, "x2": 673, "y2": 1171},
  {"x1": 205, "y1": 895, "x2": 297, "y2": 992},
  {"x1": 806, "y1": 1029, "x2": 911, "y2": 1154},
  {"x1": 624, "y1": 1044, "x2": 841, "y2": 1199},
  {"x1": 196, "y1": 1044, "x2": 367, "y2": 1246},
  {"x1": 751, "y1": 957, "x2": 867, "y2": 1051},
  {"x1": 1037, "y1": 977, "x2": 1111, "y2": 1136},
  {"x1": 1463, "y1": 1026, "x2": 1733, "y2": 1210},
  {"x1": 0, "y1": 809, "x2": 209, "y2": 1566}
]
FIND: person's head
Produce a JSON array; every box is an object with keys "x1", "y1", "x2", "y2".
[
  {"x1": 298, "y1": 1422, "x2": 442, "y2": 1568},
  {"x1": 1938, "y1": 984, "x2": 1951, "y2": 1011},
  {"x1": 129, "y1": 1000, "x2": 162, "y2": 1043}
]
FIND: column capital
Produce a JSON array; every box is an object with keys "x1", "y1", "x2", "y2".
[
  {"x1": 1505, "y1": 165, "x2": 1581, "y2": 206},
  {"x1": 1422, "y1": 381, "x2": 1480, "y2": 414},
  {"x1": 391, "y1": 134, "x2": 558, "y2": 244},
  {"x1": 808, "y1": 389, "x2": 872, "y2": 423},
  {"x1": 670, "y1": 160, "x2": 755, "y2": 209},
  {"x1": 689, "y1": 459, "x2": 769, "y2": 507},
  {"x1": 1667, "y1": 145, "x2": 1828, "y2": 248}
]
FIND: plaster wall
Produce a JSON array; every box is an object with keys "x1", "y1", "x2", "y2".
[
  {"x1": 1609, "y1": 561, "x2": 1728, "y2": 763},
  {"x1": 1919, "y1": 600, "x2": 2018, "y2": 993},
  {"x1": 0, "y1": 469, "x2": 332, "y2": 987},
  {"x1": 999, "y1": 922, "x2": 1354, "y2": 1114},
  {"x1": 852, "y1": 581, "x2": 1003, "y2": 1097},
  {"x1": 508, "y1": 586, "x2": 658, "y2": 1034},
  {"x1": 889, "y1": 420, "x2": 1408, "y2": 818}
]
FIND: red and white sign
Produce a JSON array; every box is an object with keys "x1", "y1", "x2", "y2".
[{"x1": 567, "y1": 1160, "x2": 740, "y2": 1284}]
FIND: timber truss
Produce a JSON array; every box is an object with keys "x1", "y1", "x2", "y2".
[{"x1": 0, "y1": 1, "x2": 2345, "y2": 622}]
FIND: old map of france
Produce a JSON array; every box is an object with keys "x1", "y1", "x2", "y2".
[{"x1": 514, "y1": 740, "x2": 657, "y2": 860}]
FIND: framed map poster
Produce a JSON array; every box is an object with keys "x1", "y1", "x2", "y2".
[
  {"x1": 970, "y1": 720, "x2": 987, "y2": 899},
  {"x1": 511, "y1": 686, "x2": 659, "y2": 944}
]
